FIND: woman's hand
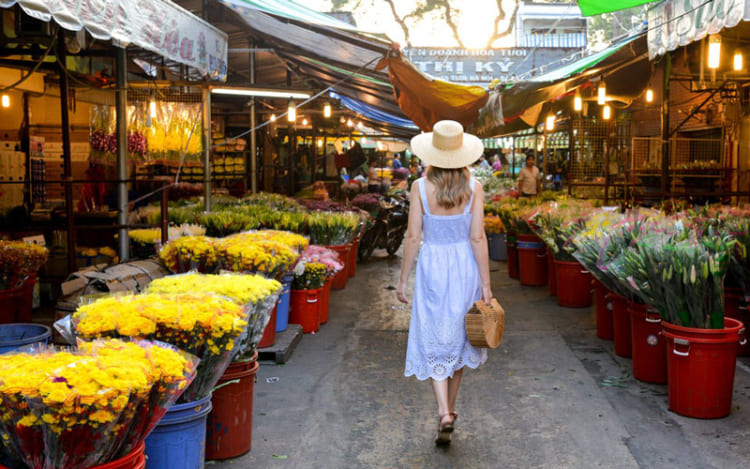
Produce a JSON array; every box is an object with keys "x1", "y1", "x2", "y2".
[
  {"x1": 482, "y1": 285, "x2": 493, "y2": 305},
  {"x1": 396, "y1": 281, "x2": 409, "y2": 304}
]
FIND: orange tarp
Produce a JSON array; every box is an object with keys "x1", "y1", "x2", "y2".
[{"x1": 376, "y1": 47, "x2": 489, "y2": 132}]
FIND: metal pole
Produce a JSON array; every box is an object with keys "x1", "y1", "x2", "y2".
[
  {"x1": 22, "y1": 93, "x2": 30, "y2": 209},
  {"x1": 57, "y1": 30, "x2": 77, "y2": 274},
  {"x1": 203, "y1": 87, "x2": 212, "y2": 211},
  {"x1": 115, "y1": 46, "x2": 129, "y2": 262},
  {"x1": 661, "y1": 54, "x2": 671, "y2": 196},
  {"x1": 249, "y1": 45, "x2": 257, "y2": 194}
]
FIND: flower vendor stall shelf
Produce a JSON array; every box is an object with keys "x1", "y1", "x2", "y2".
[
  {"x1": 145, "y1": 394, "x2": 212, "y2": 469},
  {"x1": 517, "y1": 234, "x2": 547, "y2": 287},
  {"x1": 554, "y1": 260, "x2": 592, "y2": 308},
  {"x1": 0, "y1": 323, "x2": 51, "y2": 354},
  {"x1": 592, "y1": 280, "x2": 614, "y2": 341},
  {"x1": 627, "y1": 302, "x2": 667, "y2": 384},
  {"x1": 662, "y1": 318, "x2": 744, "y2": 418},
  {"x1": 206, "y1": 354, "x2": 260, "y2": 460},
  {"x1": 289, "y1": 288, "x2": 322, "y2": 334},
  {"x1": 0, "y1": 340, "x2": 198, "y2": 469},
  {"x1": 547, "y1": 250, "x2": 557, "y2": 296},
  {"x1": 723, "y1": 287, "x2": 750, "y2": 356}
]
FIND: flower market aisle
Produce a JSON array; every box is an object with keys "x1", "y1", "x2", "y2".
[{"x1": 213, "y1": 257, "x2": 750, "y2": 469}]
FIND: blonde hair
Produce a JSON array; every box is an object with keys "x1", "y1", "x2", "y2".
[{"x1": 426, "y1": 166, "x2": 472, "y2": 209}]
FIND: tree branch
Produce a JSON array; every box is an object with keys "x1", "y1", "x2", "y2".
[
  {"x1": 485, "y1": 0, "x2": 520, "y2": 49},
  {"x1": 441, "y1": 2, "x2": 465, "y2": 48},
  {"x1": 383, "y1": 0, "x2": 411, "y2": 46}
]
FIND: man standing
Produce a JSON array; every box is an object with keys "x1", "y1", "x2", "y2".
[
  {"x1": 392, "y1": 154, "x2": 403, "y2": 169},
  {"x1": 517, "y1": 155, "x2": 541, "y2": 197}
]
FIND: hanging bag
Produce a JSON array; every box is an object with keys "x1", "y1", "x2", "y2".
[{"x1": 465, "y1": 298, "x2": 505, "y2": 348}]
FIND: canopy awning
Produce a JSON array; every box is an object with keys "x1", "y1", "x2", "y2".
[
  {"x1": 577, "y1": 0, "x2": 656, "y2": 16},
  {"x1": 219, "y1": 0, "x2": 369, "y2": 34},
  {"x1": 0, "y1": 0, "x2": 228, "y2": 80},
  {"x1": 329, "y1": 90, "x2": 417, "y2": 130}
]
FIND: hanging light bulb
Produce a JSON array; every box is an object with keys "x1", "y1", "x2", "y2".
[
  {"x1": 603, "y1": 104, "x2": 612, "y2": 120},
  {"x1": 340, "y1": 116, "x2": 346, "y2": 124},
  {"x1": 270, "y1": 113, "x2": 277, "y2": 122},
  {"x1": 287, "y1": 102, "x2": 296, "y2": 122},
  {"x1": 347, "y1": 119, "x2": 353, "y2": 127},
  {"x1": 302, "y1": 118, "x2": 308, "y2": 126},
  {"x1": 573, "y1": 94, "x2": 582, "y2": 111},
  {"x1": 1, "y1": 94, "x2": 9, "y2": 108},
  {"x1": 357, "y1": 121, "x2": 363, "y2": 129},
  {"x1": 734, "y1": 49, "x2": 743, "y2": 71},
  {"x1": 597, "y1": 84, "x2": 606, "y2": 105},
  {"x1": 323, "y1": 102, "x2": 332, "y2": 118},
  {"x1": 317, "y1": 139, "x2": 323, "y2": 148},
  {"x1": 708, "y1": 34, "x2": 721, "y2": 69},
  {"x1": 149, "y1": 99, "x2": 157, "y2": 118},
  {"x1": 645, "y1": 88, "x2": 654, "y2": 103},
  {"x1": 545, "y1": 115, "x2": 555, "y2": 131}
]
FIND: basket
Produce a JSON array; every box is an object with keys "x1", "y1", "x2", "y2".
[{"x1": 465, "y1": 298, "x2": 505, "y2": 348}]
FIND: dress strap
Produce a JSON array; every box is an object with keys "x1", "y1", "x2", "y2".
[
  {"x1": 418, "y1": 178, "x2": 431, "y2": 215},
  {"x1": 464, "y1": 178, "x2": 476, "y2": 215}
]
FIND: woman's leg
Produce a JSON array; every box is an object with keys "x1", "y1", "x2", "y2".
[
  {"x1": 447, "y1": 368, "x2": 464, "y2": 416},
  {"x1": 431, "y1": 379, "x2": 451, "y2": 420}
]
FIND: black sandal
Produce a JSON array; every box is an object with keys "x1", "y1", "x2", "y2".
[{"x1": 435, "y1": 414, "x2": 454, "y2": 446}]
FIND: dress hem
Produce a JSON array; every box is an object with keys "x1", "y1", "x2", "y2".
[{"x1": 403, "y1": 359, "x2": 486, "y2": 382}]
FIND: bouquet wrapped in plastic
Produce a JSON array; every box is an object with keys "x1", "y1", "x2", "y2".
[
  {"x1": 70, "y1": 293, "x2": 245, "y2": 402},
  {"x1": 291, "y1": 261, "x2": 328, "y2": 290},
  {"x1": 527, "y1": 200, "x2": 596, "y2": 262},
  {"x1": 216, "y1": 234, "x2": 300, "y2": 279},
  {"x1": 307, "y1": 212, "x2": 360, "y2": 245},
  {"x1": 0, "y1": 241, "x2": 48, "y2": 290},
  {"x1": 484, "y1": 215, "x2": 504, "y2": 235},
  {"x1": 0, "y1": 339, "x2": 198, "y2": 469},
  {"x1": 147, "y1": 273, "x2": 282, "y2": 361},
  {"x1": 159, "y1": 236, "x2": 218, "y2": 273}
]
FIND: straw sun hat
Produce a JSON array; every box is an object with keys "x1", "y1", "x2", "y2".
[{"x1": 410, "y1": 120, "x2": 484, "y2": 169}]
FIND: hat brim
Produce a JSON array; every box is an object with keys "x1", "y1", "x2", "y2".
[{"x1": 410, "y1": 132, "x2": 484, "y2": 169}]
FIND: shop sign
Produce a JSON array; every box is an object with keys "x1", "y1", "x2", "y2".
[
  {"x1": 403, "y1": 47, "x2": 581, "y2": 84},
  {"x1": 647, "y1": 0, "x2": 745, "y2": 59},
  {"x1": 1, "y1": 0, "x2": 228, "y2": 80}
]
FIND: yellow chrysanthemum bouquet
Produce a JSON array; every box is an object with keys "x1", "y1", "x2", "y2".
[
  {"x1": 216, "y1": 234, "x2": 300, "y2": 279},
  {"x1": 484, "y1": 215, "x2": 505, "y2": 235},
  {"x1": 70, "y1": 293, "x2": 245, "y2": 403},
  {"x1": 147, "y1": 273, "x2": 282, "y2": 361},
  {"x1": 159, "y1": 235, "x2": 219, "y2": 273},
  {"x1": 0, "y1": 241, "x2": 48, "y2": 290},
  {"x1": 0, "y1": 339, "x2": 197, "y2": 469}
]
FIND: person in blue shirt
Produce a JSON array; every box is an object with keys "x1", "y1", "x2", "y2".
[{"x1": 392, "y1": 154, "x2": 403, "y2": 169}]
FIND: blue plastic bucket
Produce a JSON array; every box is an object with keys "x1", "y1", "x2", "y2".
[
  {"x1": 145, "y1": 394, "x2": 212, "y2": 469},
  {"x1": 275, "y1": 276, "x2": 292, "y2": 333},
  {"x1": 0, "y1": 323, "x2": 51, "y2": 354}
]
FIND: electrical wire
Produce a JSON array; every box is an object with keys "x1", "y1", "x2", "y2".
[{"x1": 0, "y1": 32, "x2": 58, "y2": 92}]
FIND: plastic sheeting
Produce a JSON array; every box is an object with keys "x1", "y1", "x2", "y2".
[
  {"x1": 0, "y1": 0, "x2": 228, "y2": 80},
  {"x1": 329, "y1": 91, "x2": 417, "y2": 130}
]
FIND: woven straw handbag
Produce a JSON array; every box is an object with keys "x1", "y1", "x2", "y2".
[{"x1": 465, "y1": 298, "x2": 505, "y2": 348}]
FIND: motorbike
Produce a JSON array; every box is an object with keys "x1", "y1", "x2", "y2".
[{"x1": 358, "y1": 196, "x2": 409, "y2": 261}]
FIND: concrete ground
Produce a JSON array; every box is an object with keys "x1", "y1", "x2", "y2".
[{"x1": 211, "y1": 254, "x2": 750, "y2": 469}]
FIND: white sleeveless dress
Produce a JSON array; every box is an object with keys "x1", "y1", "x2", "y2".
[{"x1": 404, "y1": 178, "x2": 488, "y2": 381}]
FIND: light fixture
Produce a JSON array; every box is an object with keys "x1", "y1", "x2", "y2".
[
  {"x1": 287, "y1": 102, "x2": 296, "y2": 123},
  {"x1": 734, "y1": 49, "x2": 743, "y2": 71},
  {"x1": 347, "y1": 119, "x2": 353, "y2": 127},
  {"x1": 645, "y1": 88, "x2": 654, "y2": 103},
  {"x1": 323, "y1": 102, "x2": 332, "y2": 118},
  {"x1": 302, "y1": 118, "x2": 308, "y2": 126},
  {"x1": 708, "y1": 34, "x2": 721, "y2": 69},
  {"x1": 357, "y1": 121, "x2": 363, "y2": 129},
  {"x1": 603, "y1": 104, "x2": 611, "y2": 120},
  {"x1": 573, "y1": 94, "x2": 582, "y2": 111},
  {"x1": 270, "y1": 113, "x2": 277, "y2": 122},
  {"x1": 1, "y1": 94, "x2": 9, "y2": 108},
  {"x1": 149, "y1": 99, "x2": 157, "y2": 119},
  {"x1": 211, "y1": 88, "x2": 311, "y2": 99},
  {"x1": 317, "y1": 139, "x2": 323, "y2": 148},
  {"x1": 545, "y1": 115, "x2": 555, "y2": 131},
  {"x1": 597, "y1": 84, "x2": 606, "y2": 105}
]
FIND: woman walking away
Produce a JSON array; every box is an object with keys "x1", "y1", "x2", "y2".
[{"x1": 397, "y1": 120, "x2": 493, "y2": 446}]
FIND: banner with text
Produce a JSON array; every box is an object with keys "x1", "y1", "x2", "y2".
[{"x1": 1, "y1": 0, "x2": 228, "y2": 80}]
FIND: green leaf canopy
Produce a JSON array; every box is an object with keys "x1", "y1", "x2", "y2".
[{"x1": 577, "y1": 0, "x2": 656, "y2": 16}]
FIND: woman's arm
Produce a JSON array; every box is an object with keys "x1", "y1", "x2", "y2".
[
  {"x1": 468, "y1": 182, "x2": 493, "y2": 304},
  {"x1": 396, "y1": 182, "x2": 423, "y2": 304}
]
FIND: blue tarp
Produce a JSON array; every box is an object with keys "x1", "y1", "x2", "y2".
[{"x1": 329, "y1": 91, "x2": 418, "y2": 130}]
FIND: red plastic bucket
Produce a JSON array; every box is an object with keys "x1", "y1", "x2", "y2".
[
  {"x1": 257, "y1": 304, "x2": 277, "y2": 349},
  {"x1": 0, "y1": 274, "x2": 36, "y2": 324},
  {"x1": 608, "y1": 293, "x2": 632, "y2": 358},
  {"x1": 662, "y1": 318, "x2": 746, "y2": 419},
  {"x1": 628, "y1": 303, "x2": 667, "y2": 384},
  {"x1": 724, "y1": 287, "x2": 750, "y2": 356},
  {"x1": 206, "y1": 359, "x2": 260, "y2": 459},
  {"x1": 320, "y1": 279, "x2": 332, "y2": 325},
  {"x1": 553, "y1": 260, "x2": 592, "y2": 308},
  {"x1": 593, "y1": 280, "x2": 613, "y2": 340},
  {"x1": 506, "y1": 235, "x2": 519, "y2": 279},
  {"x1": 95, "y1": 443, "x2": 145, "y2": 469},
  {"x1": 327, "y1": 245, "x2": 349, "y2": 290},
  {"x1": 547, "y1": 251, "x2": 557, "y2": 296},
  {"x1": 289, "y1": 288, "x2": 322, "y2": 333},
  {"x1": 517, "y1": 236, "x2": 547, "y2": 287},
  {"x1": 347, "y1": 238, "x2": 358, "y2": 278}
]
